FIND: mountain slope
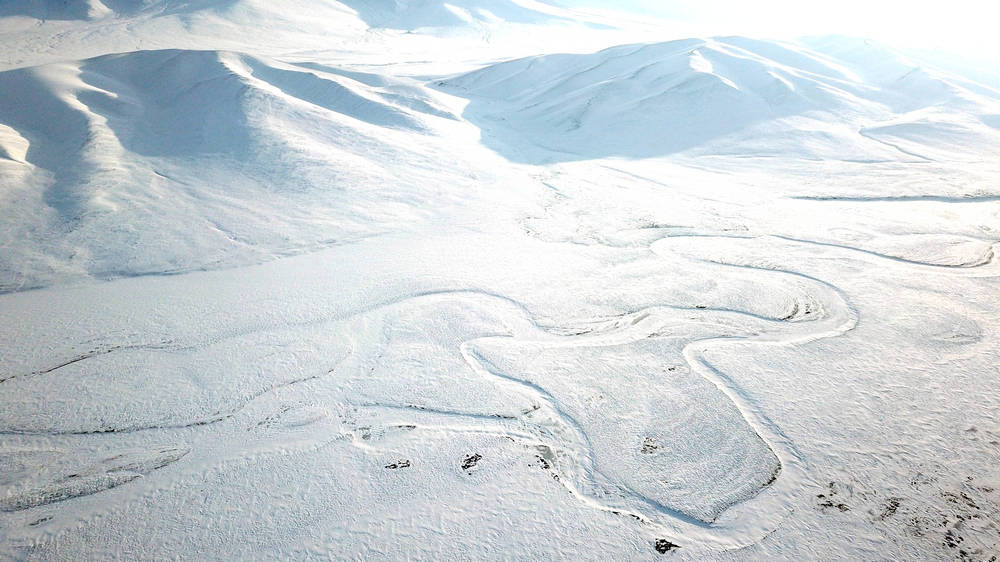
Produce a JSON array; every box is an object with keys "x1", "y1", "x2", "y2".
[
  {"x1": 337, "y1": 0, "x2": 572, "y2": 30},
  {"x1": 440, "y1": 36, "x2": 1000, "y2": 162},
  {"x1": 0, "y1": 0, "x2": 114, "y2": 20},
  {"x1": 0, "y1": 48, "x2": 507, "y2": 291}
]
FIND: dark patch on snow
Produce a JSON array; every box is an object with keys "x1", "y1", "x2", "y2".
[
  {"x1": 654, "y1": 539, "x2": 679, "y2": 553},
  {"x1": 817, "y1": 481, "x2": 850, "y2": 512},
  {"x1": 461, "y1": 453, "x2": 482, "y2": 473},
  {"x1": 876, "y1": 497, "x2": 902, "y2": 520}
]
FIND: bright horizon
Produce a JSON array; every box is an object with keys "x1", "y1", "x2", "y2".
[{"x1": 562, "y1": 0, "x2": 1000, "y2": 62}]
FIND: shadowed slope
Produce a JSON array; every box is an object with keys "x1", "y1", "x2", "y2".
[{"x1": 0, "y1": 49, "x2": 482, "y2": 291}]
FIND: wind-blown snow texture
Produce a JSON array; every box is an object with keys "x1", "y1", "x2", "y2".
[{"x1": 1, "y1": 1, "x2": 999, "y2": 560}]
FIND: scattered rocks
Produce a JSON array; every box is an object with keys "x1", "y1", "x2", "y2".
[
  {"x1": 817, "y1": 482, "x2": 850, "y2": 512},
  {"x1": 943, "y1": 528, "x2": 964, "y2": 549},
  {"x1": 533, "y1": 454, "x2": 550, "y2": 470},
  {"x1": 654, "y1": 539, "x2": 679, "y2": 553},
  {"x1": 461, "y1": 453, "x2": 482, "y2": 473},
  {"x1": 876, "y1": 497, "x2": 902, "y2": 521}
]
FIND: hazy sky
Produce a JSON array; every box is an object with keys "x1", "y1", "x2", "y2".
[{"x1": 562, "y1": 0, "x2": 999, "y2": 58}]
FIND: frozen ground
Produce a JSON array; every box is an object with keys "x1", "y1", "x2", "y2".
[{"x1": 1, "y1": 1, "x2": 999, "y2": 560}]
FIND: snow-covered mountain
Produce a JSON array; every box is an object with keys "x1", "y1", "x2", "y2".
[
  {"x1": 0, "y1": 0, "x2": 567, "y2": 25},
  {"x1": 0, "y1": 0, "x2": 115, "y2": 20},
  {"x1": 3, "y1": 26, "x2": 998, "y2": 290},
  {"x1": 338, "y1": 0, "x2": 574, "y2": 29},
  {"x1": 0, "y1": 47, "x2": 522, "y2": 291},
  {"x1": 442, "y1": 36, "x2": 1000, "y2": 162}
]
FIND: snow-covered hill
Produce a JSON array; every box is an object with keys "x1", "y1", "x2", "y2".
[
  {"x1": 0, "y1": 48, "x2": 522, "y2": 291},
  {"x1": 338, "y1": 0, "x2": 574, "y2": 30},
  {"x1": 442, "y1": 36, "x2": 1000, "y2": 162},
  {"x1": 0, "y1": 0, "x2": 115, "y2": 20},
  {"x1": 4, "y1": 31, "x2": 997, "y2": 290},
  {"x1": 0, "y1": 0, "x2": 637, "y2": 74},
  {"x1": 0, "y1": 0, "x2": 566, "y2": 24}
]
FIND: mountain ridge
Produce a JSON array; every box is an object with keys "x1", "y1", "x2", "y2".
[{"x1": 440, "y1": 35, "x2": 1000, "y2": 162}]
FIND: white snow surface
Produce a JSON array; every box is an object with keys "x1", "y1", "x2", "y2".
[{"x1": 1, "y1": 1, "x2": 999, "y2": 560}]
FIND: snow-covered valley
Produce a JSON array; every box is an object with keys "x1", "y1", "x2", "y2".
[{"x1": 1, "y1": 1, "x2": 999, "y2": 559}]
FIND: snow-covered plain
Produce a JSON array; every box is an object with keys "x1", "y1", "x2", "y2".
[{"x1": 1, "y1": 1, "x2": 999, "y2": 559}]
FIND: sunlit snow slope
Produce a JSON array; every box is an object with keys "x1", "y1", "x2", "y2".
[
  {"x1": 0, "y1": 48, "x2": 512, "y2": 291},
  {"x1": 441, "y1": 36, "x2": 1000, "y2": 162}
]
